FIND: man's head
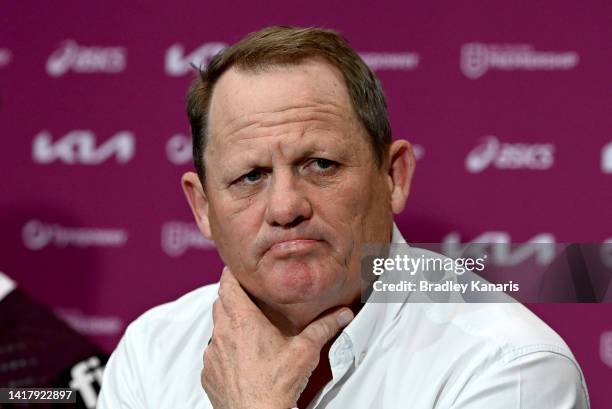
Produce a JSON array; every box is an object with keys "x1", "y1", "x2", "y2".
[
  {"x1": 182, "y1": 26, "x2": 415, "y2": 332},
  {"x1": 187, "y1": 26, "x2": 392, "y2": 185}
]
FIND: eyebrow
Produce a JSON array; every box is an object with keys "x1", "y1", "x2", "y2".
[{"x1": 219, "y1": 135, "x2": 347, "y2": 174}]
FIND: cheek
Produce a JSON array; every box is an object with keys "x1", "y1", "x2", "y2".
[
  {"x1": 318, "y1": 177, "x2": 363, "y2": 213},
  {"x1": 207, "y1": 197, "x2": 263, "y2": 268},
  {"x1": 308, "y1": 177, "x2": 378, "y2": 264},
  {"x1": 327, "y1": 173, "x2": 391, "y2": 244},
  {"x1": 320, "y1": 173, "x2": 387, "y2": 223}
]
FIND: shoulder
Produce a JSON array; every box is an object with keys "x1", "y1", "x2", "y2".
[
  {"x1": 130, "y1": 282, "x2": 219, "y2": 330},
  {"x1": 98, "y1": 283, "x2": 219, "y2": 408},
  {"x1": 106, "y1": 282, "x2": 219, "y2": 370},
  {"x1": 123, "y1": 282, "x2": 219, "y2": 351},
  {"x1": 390, "y1": 245, "x2": 589, "y2": 406},
  {"x1": 420, "y1": 301, "x2": 574, "y2": 360},
  {"x1": 433, "y1": 303, "x2": 590, "y2": 408},
  {"x1": 389, "y1": 299, "x2": 590, "y2": 408},
  {"x1": 403, "y1": 246, "x2": 575, "y2": 358}
]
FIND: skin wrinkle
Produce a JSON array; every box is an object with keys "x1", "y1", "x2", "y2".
[
  {"x1": 209, "y1": 68, "x2": 349, "y2": 130},
  {"x1": 183, "y1": 59, "x2": 411, "y2": 335},
  {"x1": 213, "y1": 103, "x2": 349, "y2": 141},
  {"x1": 226, "y1": 134, "x2": 347, "y2": 182},
  {"x1": 182, "y1": 38, "x2": 416, "y2": 409},
  {"x1": 207, "y1": 108, "x2": 367, "y2": 189},
  {"x1": 207, "y1": 122, "x2": 369, "y2": 210}
]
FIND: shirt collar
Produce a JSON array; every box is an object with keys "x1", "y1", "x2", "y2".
[
  {"x1": 0, "y1": 272, "x2": 16, "y2": 302},
  {"x1": 340, "y1": 222, "x2": 410, "y2": 367}
]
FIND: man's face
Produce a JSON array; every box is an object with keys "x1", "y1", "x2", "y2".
[{"x1": 198, "y1": 59, "x2": 394, "y2": 315}]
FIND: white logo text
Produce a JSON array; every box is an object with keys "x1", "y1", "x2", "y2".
[
  {"x1": 161, "y1": 221, "x2": 215, "y2": 257},
  {"x1": 461, "y1": 43, "x2": 579, "y2": 79},
  {"x1": 443, "y1": 231, "x2": 556, "y2": 266},
  {"x1": 602, "y1": 142, "x2": 612, "y2": 174},
  {"x1": 466, "y1": 135, "x2": 554, "y2": 173},
  {"x1": 359, "y1": 52, "x2": 420, "y2": 71},
  {"x1": 22, "y1": 220, "x2": 128, "y2": 250},
  {"x1": 165, "y1": 42, "x2": 227, "y2": 76},
  {"x1": 47, "y1": 40, "x2": 126, "y2": 77},
  {"x1": 167, "y1": 133, "x2": 193, "y2": 165},
  {"x1": 33, "y1": 130, "x2": 135, "y2": 165}
]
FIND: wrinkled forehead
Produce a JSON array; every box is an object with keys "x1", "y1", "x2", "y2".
[{"x1": 207, "y1": 59, "x2": 359, "y2": 144}]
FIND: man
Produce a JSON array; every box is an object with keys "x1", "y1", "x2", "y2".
[{"x1": 98, "y1": 26, "x2": 589, "y2": 408}]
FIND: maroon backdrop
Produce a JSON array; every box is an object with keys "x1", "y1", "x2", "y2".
[{"x1": 1, "y1": 1, "x2": 611, "y2": 407}]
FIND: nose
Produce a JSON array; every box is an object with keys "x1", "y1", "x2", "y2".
[{"x1": 264, "y1": 168, "x2": 313, "y2": 228}]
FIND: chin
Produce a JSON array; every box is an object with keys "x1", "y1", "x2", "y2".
[{"x1": 259, "y1": 259, "x2": 339, "y2": 305}]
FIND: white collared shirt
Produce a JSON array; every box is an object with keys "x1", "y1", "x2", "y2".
[{"x1": 98, "y1": 225, "x2": 590, "y2": 408}]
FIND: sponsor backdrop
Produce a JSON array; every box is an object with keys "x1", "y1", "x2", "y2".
[{"x1": 1, "y1": 0, "x2": 611, "y2": 407}]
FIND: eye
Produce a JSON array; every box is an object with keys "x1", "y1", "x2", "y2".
[
  {"x1": 237, "y1": 169, "x2": 263, "y2": 185},
  {"x1": 309, "y1": 158, "x2": 338, "y2": 172}
]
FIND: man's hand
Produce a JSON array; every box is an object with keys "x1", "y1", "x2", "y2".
[{"x1": 201, "y1": 267, "x2": 354, "y2": 409}]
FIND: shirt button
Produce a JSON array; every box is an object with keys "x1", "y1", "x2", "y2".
[{"x1": 331, "y1": 334, "x2": 353, "y2": 364}]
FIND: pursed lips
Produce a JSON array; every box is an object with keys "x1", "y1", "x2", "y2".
[
  {"x1": 271, "y1": 238, "x2": 319, "y2": 250},
  {"x1": 262, "y1": 236, "x2": 325, "y2": 258}
]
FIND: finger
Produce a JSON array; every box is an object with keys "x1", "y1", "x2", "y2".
[
  {"x1": 212, "y1": 297, "x2": 229, "y2": 323},
  {"x1": 212, "y1": 297, "x2": 221, "y2": 323},
  {"x1": 298, "y1": 307, "x2": 354, "y2": 349},
  {"x1": 218, "y1": 265, "x2": 235, "y2": 286},
  {"x1": 218, "y1": 266, "x2": 259, "y2": 313},
  {"x1": 211, "y1": 297, "x2": 232, "y2": 342}
]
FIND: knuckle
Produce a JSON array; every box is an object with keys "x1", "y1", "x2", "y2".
[
  {"x1": 309, "y1": 323, "x2": 332, "y2": 344},
  {"x1": 316, "y1": 324, "x2": 331, "y2": 340},
  {"x1": 292, "y1": 336, "x2": 315, "y2": 354},
  {"x1": 291, "y1": 339, "x2": 319, "y2": 367}
]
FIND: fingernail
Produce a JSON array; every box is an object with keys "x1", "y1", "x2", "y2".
[{"x1": 336, "y1": 309, "x2": 354, "y2": 327}]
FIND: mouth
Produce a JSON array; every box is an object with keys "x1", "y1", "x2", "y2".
[{"x1": 267, "y1": 239, "x2": 323, "y2": 258}]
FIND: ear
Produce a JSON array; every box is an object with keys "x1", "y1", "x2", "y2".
[
  {"x1": 181, "y1": 172, "x2": 213, "y2": 240},
  {"x1": 386, "y1": 140, "x2": 416, "y2": 214}
]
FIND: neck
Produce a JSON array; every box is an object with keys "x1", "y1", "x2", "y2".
[{"x1": 255, "y1": 295, "x2": 364, "y2": 336}]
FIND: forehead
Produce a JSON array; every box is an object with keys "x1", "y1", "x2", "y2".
[{"x1": 207, "y1": 59, "x2": 358, "y2": 140}]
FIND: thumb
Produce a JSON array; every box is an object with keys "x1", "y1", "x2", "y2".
[{"x1": 299, "y1": 308, "x2": 354, "y2": 348}]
